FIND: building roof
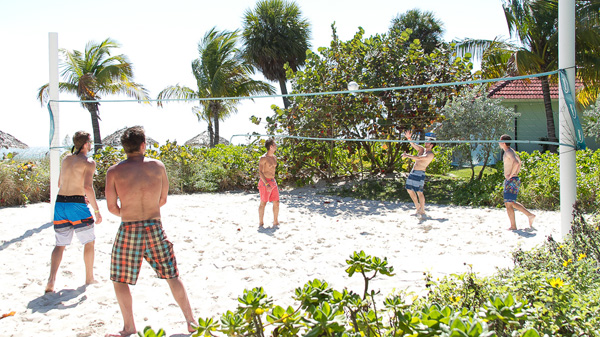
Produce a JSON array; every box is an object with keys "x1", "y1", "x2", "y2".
[{"x1": 488, "y1": 77, "x2": 582, "y2": 100}]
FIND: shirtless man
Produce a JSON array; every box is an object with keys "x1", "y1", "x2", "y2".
[
  {"x1": 499, "y1": 134, "x2": 536, "y2": 230},
  {"x1": 46, "y1": 131, "x2": 102, "y2": 293},
  {"x1": 105, "y1": 126, "x2": 194, "y2": 336},
  {"x1": 258, "y1": 138, "x2": 279, "y2": 227},
  {"x1": 401, "y1": 130, "x2": 435, "y2": 216}
]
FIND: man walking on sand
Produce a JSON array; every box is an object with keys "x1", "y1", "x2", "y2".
[
  {"x1": 258, "y1": 138, "x2": 279, "y2": 227},
  {"x1": 401, "y1": 130, "x2": 435, "y2": 217},
  {"x1": 105, "y1": 126, "x2": 194, "y2": 336},
  {"x1": 499, "y1": 134, "x2": 536, "y2": 230},
  {"x1": 46, "y1": 131, "x2": 102, "y2": 293}
]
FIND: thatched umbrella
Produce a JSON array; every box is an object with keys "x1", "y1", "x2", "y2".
[
  {"x1": 185, "y1": 131, "x2": 230, "y2": 147},
  {"x1": 102, "y1": 127, "x2": 159, "y2": 147},
  {"x1": 0, "y1": 130, "x2": 28, "y2": 149}
]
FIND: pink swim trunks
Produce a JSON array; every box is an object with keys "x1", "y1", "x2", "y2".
[{"x1": 258, "y1": 178, "x2": 279, "y2": 202}]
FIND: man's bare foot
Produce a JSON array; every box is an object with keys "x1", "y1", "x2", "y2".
[
  {"x1": 188, "y1": 321, "x2": 197, "y2": 333},
  {"x1": 528, "y1": 214, "x2": 536, "y2": 228},
  {"x1": 507, "y1": 227, "x2": 517, "y2": 231},
  {"x1": 273, "y1": 222, "x2": 280, "y2": 226},
  {"x1": 86, "y1": 279, "x2": 98, "y2": 285},
  {"x1": 259, "y1": 223, "x2": 264, "y2": 227},
  {"x1": 45, "y1": 281, "x2": 55, "y2": 293}
]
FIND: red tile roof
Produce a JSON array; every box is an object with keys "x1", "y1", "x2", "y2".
[{"x1": 487, "y1": 77, "x2": 583, "y2": 100}]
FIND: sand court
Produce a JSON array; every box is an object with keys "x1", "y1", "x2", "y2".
[{"x1": 0, "y1": 186, "x2": 559, "y2": 336}]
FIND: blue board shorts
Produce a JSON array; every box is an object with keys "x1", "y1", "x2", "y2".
[
  {"x1": 53, "y1": 195, "x2": 95, "y2": 246},
  {"x1": 503, "y1": 177, "x2": 521, "y2": 203},
  {"x1": 406, "y1": 169, "x2": 426, "y2": 192}
]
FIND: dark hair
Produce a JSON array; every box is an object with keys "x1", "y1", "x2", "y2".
[
  {"x1": 121, "y1": 126, "x2": 146, "y2": 154},
  {"x1": 500, "y1": 134, "x2": 512, "y2": 141},
  {"x1": 265, "y1": 138, "x2": 275, "y2": 151},
  {"x1": 72, "y1": 131, "x2": 90, "y2": 154}
]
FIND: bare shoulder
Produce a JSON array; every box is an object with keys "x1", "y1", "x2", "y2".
[
  {"x1": 85, "y1": 157, "x2": 97, "y2": 167},
  {"x1": 144, "y1": 157, "x2": 166, "y2": 168}
]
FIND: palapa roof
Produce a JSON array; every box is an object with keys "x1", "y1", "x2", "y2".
[
  {"x1": 185, "y1": 131, "x2": 230, "y2": 147},
  {"x1": 0, "y1": 130, "x2": 28, "y2": 149},
  {"x1": 102, "y1": 127, "x2": 159, "y2": 147}
]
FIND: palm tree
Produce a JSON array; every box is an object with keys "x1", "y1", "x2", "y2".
[
  {"x1": 38, "y1": 38, "x2": 150, "y2": 152},
  {"x1": 390, "y1": 9, "x2": 445, "y2": 54},
  {"x1": 157, "y1": 28, "x2": 275, "y2": 147},
  {"x1": 242, "y1": 0, "x2": 311, "y2": 109},
  {"x1": 456, "y1": 0, "x2": 600, "y2": 151}
]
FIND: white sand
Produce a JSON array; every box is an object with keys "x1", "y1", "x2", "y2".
[{"x1": 0, "y1": 186, "x2": 559, "y2": 336}]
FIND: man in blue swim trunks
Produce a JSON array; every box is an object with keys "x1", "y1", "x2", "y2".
[
  {"x1": 499, "y1": 135, "x2": 536, "y2": 230},
  {"x1": 105, "y1": 126, "x2": 195, "y2": 336},
  {"x1": 46, "y1": 131, "x2": 102, "y2": 293},
  {"x1": 402, "y1": 130, "x2": 435, "y2": 217}
]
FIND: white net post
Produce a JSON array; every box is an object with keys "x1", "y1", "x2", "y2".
[
  {"x1": 558, "y1": 0, "x2": 576, "y2": 238},
  {"x1": 49, "y1": 32, "x2": 60, "y2": 220}
]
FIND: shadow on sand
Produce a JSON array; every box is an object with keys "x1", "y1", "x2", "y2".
[
  {"x1": 27, "y1": 285, "x2": 89, "y2": 314},
  {"x1": 281, "y1": 189, "x2": 414, "y2": 218},
  {"x1": 0, "y1": 222, "x2": 52, "y2": 252}
]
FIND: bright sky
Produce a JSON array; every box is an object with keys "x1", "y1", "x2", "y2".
[{"x1": 0, "y1": 0, "x2": 510, "y2": 147}]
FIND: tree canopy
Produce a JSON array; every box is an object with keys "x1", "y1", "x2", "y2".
[{"x1": 37, "y1": 38, "x2": 149, "y2": 152}]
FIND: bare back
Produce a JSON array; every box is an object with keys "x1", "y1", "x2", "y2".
[
  {"x1": 58, "y1": 154, "x2": 95, "y2": 196},
  {"x1": 105, "y1": 156, "x2": 168, "y2": 222}
]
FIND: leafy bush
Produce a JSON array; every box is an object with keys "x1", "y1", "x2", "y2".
[
  {"x1": 0, "y1": 153, "x2": 50, "y2": 206},
  {"x1": 92, "y1": 142, "x2": 263, "y2": 197}
]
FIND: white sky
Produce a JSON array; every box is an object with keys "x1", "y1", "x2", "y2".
[{"x1": 0, "y1": 0, "x2": 510, "y2": 147}]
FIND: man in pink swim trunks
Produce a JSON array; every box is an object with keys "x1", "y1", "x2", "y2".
[{"x1": 258, "y1": 138, "x2": 279, "y2": 227}]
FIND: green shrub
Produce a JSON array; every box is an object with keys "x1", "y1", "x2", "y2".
[
  {"x1": 427, "y1": 145, "x2": 454, "y2": 176},
  {"x1": 0, "y1": 153, "x2": 50, "y2": 206}
]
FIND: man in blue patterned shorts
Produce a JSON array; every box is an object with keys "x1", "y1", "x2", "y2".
[
  {"x1": 105, "y1": 126, "x2": 195, "y2": 336},
  {"x1": 46, "y1": 131, "x2": 102, "y2": 293},
  {"x1": 402, "y1": 130, "x2": 435, "y2": 217},
  {"x1": 499, "y1": 135, "x2": 536, "y2": 230}
]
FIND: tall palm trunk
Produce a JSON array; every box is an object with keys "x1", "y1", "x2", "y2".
[
  {"x1": 208, "y1": 102, "x2": 219, "y2": 147},
  {"x1": 213, "y1": 114, "x2": 220, "y2": 146},
  {"x1": 279, "y1": 78, "x2": 290, "y2": 109},
  {"x1": 540, "y1": 75, "x2": 558, "y2": 152},
  {"x1": 88, "y1": 103, "x2": 102, "y2": 153},
  {"x1": 207, "y1": 123, "x2": 214, "y2": 148}
]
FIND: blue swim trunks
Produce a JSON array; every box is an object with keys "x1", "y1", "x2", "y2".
[
  {"x1": 503, "y1": 177, "x2": 521, "y2": 203},
  {"x1": 53, "y1": 195, "x2": 95, "y2": 246},
  {"x1": 406, "y1": 169, "x2": 426, "y2": 192}
]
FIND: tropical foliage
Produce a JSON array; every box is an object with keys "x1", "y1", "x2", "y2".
[
  {"x1": 157, "y1": 28, "x2": 275, "y2": 147},
  {"x1": 188, "y1": 208, "x2": 600, "y2": 336},
  {"x1": 583, "y1": 95, "x2": 600, "y2": 141},
  {"x1": 37, "y1": 38, "x2": 150, "y2": 152},
  {"x1": 438, "y1": 86, "x2": 519, "y2": 180},
  {"x1": 242, "y1": 0, "x2": 311, "y2": 108},
  {"x1": 455, "y1": 0, "x2": 600, "y2": 150},
  {"x1": 265, "y1": 24, "x2": 474, "y2": 180},
  {"x1": 389, "y1": 8, "x2": 445, "y2": 54}
]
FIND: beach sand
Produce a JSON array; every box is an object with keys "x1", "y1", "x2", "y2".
[{"x1": 0, "y1": 186, "x2": 559, "y2": 336}]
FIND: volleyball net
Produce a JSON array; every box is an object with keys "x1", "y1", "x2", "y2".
[{"x1": 47, "y1": 69, "x2": 586, "y2": 154}]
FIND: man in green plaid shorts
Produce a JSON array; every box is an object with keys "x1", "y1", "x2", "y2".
[{"x1": 105, "y1": 126, "x2": 195, "y2": 336}]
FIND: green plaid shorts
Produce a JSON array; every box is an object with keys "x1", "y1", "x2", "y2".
[{"x1": 110, "y1": 219, "x2": 178, "y2": 285}]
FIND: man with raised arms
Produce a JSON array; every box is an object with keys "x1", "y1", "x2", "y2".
[
  {"x1": 401, "y1": 130, "x2": 435, "y2": 217},
  {"x1": 46, "y1": 131, "x2": 102, "y2": 293},
  {"x1": 105, "y1": 126, "x2": 194, "y2": 336},
  {"x1": 258, "y1": 138, "x2": 279, "y2": 227},
  {"x1": 499, "y1": 134, "x2": 536, "y2": 230}
]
